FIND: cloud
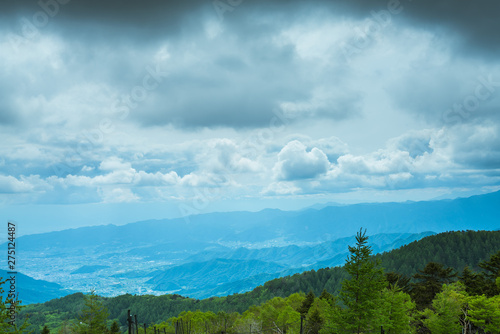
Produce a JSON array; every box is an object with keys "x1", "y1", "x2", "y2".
[
  {"x1": 273, "y1": 140, "x2": 330, "y2": 181},
  {"x1": 98, "y1": 187, "x2": 139, "y2": 203},
  {"x1": 0, "y1": 175, "x2": 34, "y2": 193},
  {"x1": 99, "y1": 157, "x2": 132, "y2": 171}
]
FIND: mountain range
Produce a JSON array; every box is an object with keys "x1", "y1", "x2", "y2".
[{"x1": 1, "y1": 190, "x2": 499, "y2": 303}]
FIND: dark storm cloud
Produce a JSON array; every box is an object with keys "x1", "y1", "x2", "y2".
[
  {"x1": 2, "y1": 0, "x2": 499, "y2": 130},
  {"x1": 3, "y1": 0, "x2": 499, "y2": 54}
]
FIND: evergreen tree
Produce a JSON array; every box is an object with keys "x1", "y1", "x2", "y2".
[
  {"x1": 478, "y1": 250, "x2": 500, "y2": 296},
  {"x1": 41, "y1": 325, "x2": 50, "y2": 334},
  {"x1": 305, "y1": 307, "x2": 323, "y2": 334},
  {"x1": 337, "y1": 228, "x2": 386, "y2": 334},
  {"x1": 299, "y1": 291, "x2": 315, "y2": 317},
  {"x1": 109, "y1": 320, "x2": 120, "y2": 333},
  {"x1": 73, "y1": 289, "x2": 110, "y2": 334},
  {"x1": 460, "y1": 266, "x2": 486, "y2": 296},
  {"x1": 411, "y1": 262, "x2": 457, "y2": 310},
  {"x1": 318, "y1": 289, "x2": 334, "y2": 306},
  {"x1": 385, "y1": 272, "x2": 411, "y2": 294}
]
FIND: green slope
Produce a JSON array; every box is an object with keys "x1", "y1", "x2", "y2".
[{"x1": 19, "y1": 230, "x2": 500, "y2": 333}]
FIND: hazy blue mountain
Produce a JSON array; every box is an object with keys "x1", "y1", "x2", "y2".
[
  {"x1": 2, "y1": 191, "x2": 498, "y2": 300},
  {"x1": 5, "y1": 192, "x2": 500, "y2": 251},
  {"x1": 146, "y1": 258, "x2": 287, "y2": 294},
  {"x1": 8, "y1": 191, "x2": 499, "y2": 253},
  {"x1": 0, "y1": 269, "x2": 70, "y2": 304}
]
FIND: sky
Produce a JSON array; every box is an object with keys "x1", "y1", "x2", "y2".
[{"x1": 1, "y1": 0, "x2": 500, "y2": 235}]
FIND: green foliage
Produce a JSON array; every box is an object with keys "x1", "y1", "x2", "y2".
[
  {"x1": 378, "y1": 286, "x2": 416, "y2": 334},
  {"x1": 410, "y1": 262, "x2": 457, "y2": 310},
  {"x1": 337, "y1": 228, "x2": 386, "y2": 333},
  {"x1": 40, "y1": 326, "x2": 50, "y2": 334},
  {"x1": 478, "y1": 250, "x2": 500, "y2": 296},
  {"x1": 468, "y1": 294, "x2": 500, "y2": 333},
  {"x1": 17, "y1": 230, "x2": 500, "y2": 333},
  {"x1": 0, "y1": 277, "x2": 31, "y2": 333},
  {"x1": 72, "y1": 289, "x2": 110, "y2": 334},
  {"x1": 109, "y1": 320, "x2": 120, "y2": 333},
  {"x1": 421, "y1": 282, "x2": 468, "y2": 334},
  {"x1": 298, "y1": 291, "x2": 315, "y2": 316}
]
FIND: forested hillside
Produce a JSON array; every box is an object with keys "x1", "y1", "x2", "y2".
[{"x1": 16, "y1": 229, "x2": 500, "y2": 333}]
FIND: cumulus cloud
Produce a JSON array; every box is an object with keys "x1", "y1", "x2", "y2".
[
  {"x1": 273, "y1": 140, "x2": 330, "y2": 181},
  {"x1": 0, "y1": 175, "x2": 34, "y2": 193}
]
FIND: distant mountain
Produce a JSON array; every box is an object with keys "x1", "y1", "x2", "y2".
[
  {"x1": 7, "y1": 190, "x2": 500, "y2": 252},
  {"x1": 142, "y1": 232, "x2": 434, "y2": 298},
  {"x1": 3, "y1": 190, "x2": 498, "y2": 299},
  {"x1": 0, "y1": 270, "x2": 70, "y2": 304},
  {"x1": 146, "y1": 258, "x2": 287, "y2": 294}
]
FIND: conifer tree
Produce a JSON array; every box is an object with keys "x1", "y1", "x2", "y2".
[
  {"x1": 299, "y1": 291, "x2": 315, "y2": 317},
  {"x1": 478, "y1": 250, "x2": 500, "y2": 296},
  {"x1": 73, "y1": 289, "x2": 110, "y2": 334},
  {"x1": 337, "y1": 228, "x2": 386, "y2": 334},
  {"x1": 411, "y1": 262, "x2": 457, "y2": 310},
  {"x1": 109, "y1": 320, "x2": 120, "y2": 333}
]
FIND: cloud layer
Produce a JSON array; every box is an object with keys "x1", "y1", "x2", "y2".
[{"x1": 1, "y1": 0, "x2": 499, "y2": 216}]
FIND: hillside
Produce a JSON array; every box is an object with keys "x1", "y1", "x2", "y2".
[
  {"x1": 19, "y1": 230, "x2": 500, "y2": 333},
  {"x1": 0, "y1": 270, "x2": 69, "y2": 305}
]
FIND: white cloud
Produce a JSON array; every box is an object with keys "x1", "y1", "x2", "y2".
[
  {"x1": 262, "y1": 181, "x2": 301, "y2": 195},
  {"x1": 0, "y1": 175, "x2": 34, "y2": 193},
  {"x1": 98, "y1": 187, "x2": 139, "y2": 203},
  {"x1": 273, "y1": 140, "x2": 330, "y2": 181},
  {"x1": 99, "y1": 157, "x2": 132, "y2": 171}
]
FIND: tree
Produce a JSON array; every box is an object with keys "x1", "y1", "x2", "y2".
[
  {"x1": 299, "y1": 291, "x2": 315, "y2": 317},
  {"x1": 337, "y1": 228, "x2": 386, "y2": 334},
  {"x1": 421, "y1": 282, "x2": 469, "y2": 334},
  {"x1": 41, "y1": 325, "x2": 50, "y2": 334},
  {"x1": 478, "y1": 250, "x2": 500, "y2": 296},
  {"x1": 0, "y1": 277, "x2": 31, "y2": 333},
  {"x1": 73, "y1": 289, "x2": 110, "y2": 334},
  {"x1": 468, "y1": 294, "x2": 500, "y2": 333},
  {"x1": 385, "y1": 272, "x2": 411, "y2": 294},
  {"x1": 411, "y1": 262, "x2": 457, "y2": 310},
  {"x1": 460, "y1": 266, "x2": 486, "y2": 296},
  {"x1": 109, "y1": 320, "x2": 120, "y2": 333},
  {"x1": 378, "y1": 286, "x2": 416, "y2": 334}
]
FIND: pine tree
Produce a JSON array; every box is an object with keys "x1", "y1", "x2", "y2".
[
  {"x1": 411, "y1": 262, "x2": 457, "y2": 310},
  {"x1": 460, "y1": 266, "x2": 486, "y2": 296},
  {"x1": 337, "y1": 228, "x2": 386, "y2": 334},
  {"x1": 478, "y1": 250, "x2": 500, "y2": 296},
  {"x1": 73, "y1": 289, "x2": 110, "y2": 334},
  {"x1": 299, "y1": 291, "x2": 315, "y2": 317},
  {"x1": 109, "y1": 320, "x2": 120, "y2": 333}
]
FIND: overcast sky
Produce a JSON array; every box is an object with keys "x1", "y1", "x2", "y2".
[{"x1": 1, "y1": 0, "x2": 500, "y2": 234}]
